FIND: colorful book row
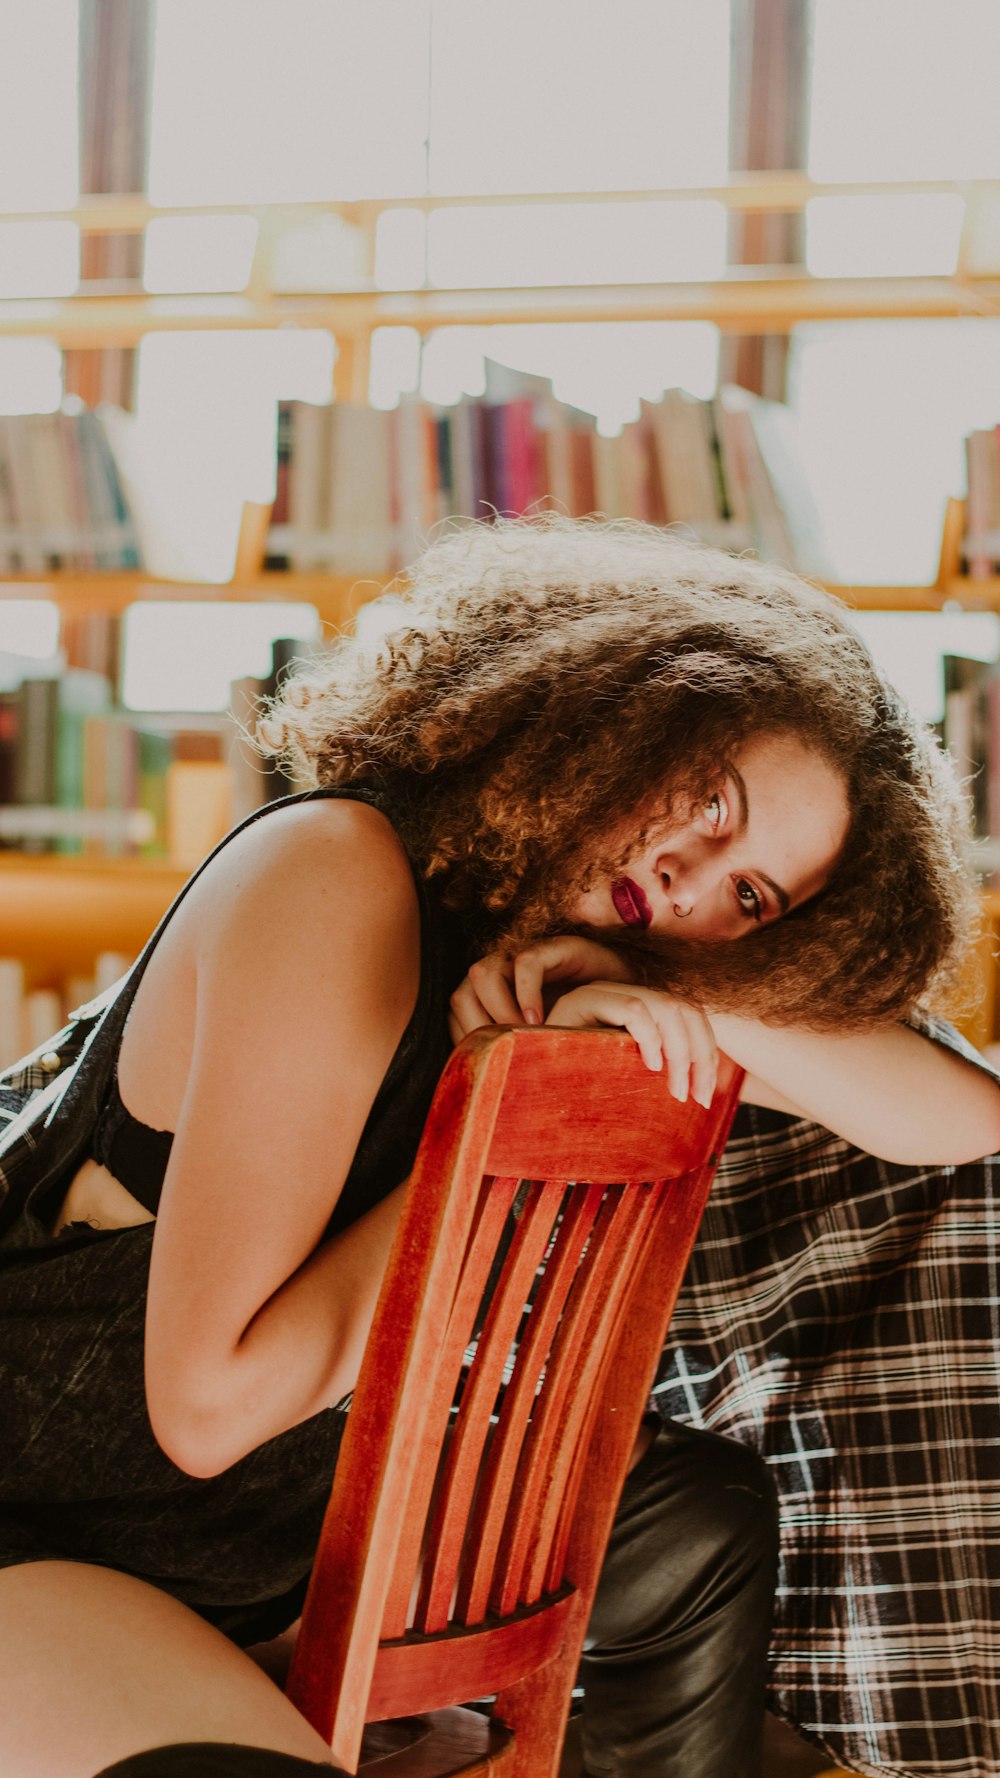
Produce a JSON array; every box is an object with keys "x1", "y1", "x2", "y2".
[
  {"x1": 0, "y1": 632, "x2": 315, "y2": 863},
  {"x1": 0, "y1": 405, "x2": 141, "y2": 573},
  {"x1": 265, "y1": 370, "x2": 833, "y2": 581}
]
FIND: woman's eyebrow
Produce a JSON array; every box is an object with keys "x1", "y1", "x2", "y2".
[{"x1": 729, "y1": 766, "x2": 790, "y2": 914}]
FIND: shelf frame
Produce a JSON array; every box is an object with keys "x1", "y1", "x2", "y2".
[{"x1": 1, "y1": 177, "x2": 999, "y2": 345}]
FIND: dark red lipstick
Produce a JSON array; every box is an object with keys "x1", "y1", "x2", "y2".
[{"x1": 611, "y1": 877, "x2": 652, "y2": 929}]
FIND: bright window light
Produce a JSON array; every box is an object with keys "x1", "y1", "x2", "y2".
[
  {"x1": 0, "y1": 340, "x2": 63, "y2": 414},
  {"x1": 376, "y1": 211, "x2": 428, "y2": 291},
  {"x1": 0, "y1": 222, "x2": 79, "y2": 297},
  {"x1": 0, "y1": 2, "x2": 78, "y2": 208},
  {"x1": 809, "y1": 0, "x2": 1000, "y2": 181},
  {"x1": 134, "y1": 329, "x2": 335, "y2": 579},
  {"x1": 122, "y1": 602, "x2": 321, "y2": 712},
  {"x1": 428, "y1": 0, "x2": 730, "y2": 194},
  {"x1": 143, "y1": 215, "x2": 259, "y2": 293},
  {"x1": 806, "y1": 195, "x2": 965, "y2": 279},
  {"x1": 272, "y1": 215, "x2": 371, "y2": 291},
  {"x1": 148, "y1": 0, "x2": 431, "y2": 204},
  {"x1": 0, "y1": 603, "x2": 61, "y2": 663},
  {"x1": 848, "y1": 611, "x2": 1000, "y2": 726},
  {"x1": 788, "y1": 320, "x2": 1000, "y2": 584},
  {"x1": 426, "y1": 202, "x2": 727, "y2": 288},
  {"x1": 369, "y1": 328, "x2": 422, "y2": 408}
]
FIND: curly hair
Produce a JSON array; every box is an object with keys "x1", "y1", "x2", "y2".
[{"x1": 257, "y1": 515, "x2": 977, "y2": 1030}]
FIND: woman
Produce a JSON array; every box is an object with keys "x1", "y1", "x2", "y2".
[{"x1": 0, "y1": 518, "x2": 996, "y2": 1778}]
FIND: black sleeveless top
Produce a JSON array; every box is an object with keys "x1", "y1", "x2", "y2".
[
  {"x1": 82, "y1": 784, "x2": 469, "y2": 1232},
  {"x1": 90, "y1": 1074, "x2": 173, "y2": 1210},
  {"x1": 0, "y1": 787, "x2": 470, "y2": 1646}
]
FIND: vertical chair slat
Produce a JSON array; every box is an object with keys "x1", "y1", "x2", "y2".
[
  {"x1": 413, "y1": 1175, "x2": 567, "y2": 1635},
  {"x1": 379, "y1": 1174, "x2": 523, "y2": 1640},
  {"x1": 523, "y1": 1187, "x2": 669, "y2": 1607},
  {"x1": 454, "y1": 1181, "x2": 606, "y2": 1627},
  {"x1": 542, "y1": 1178, "x2": 671, "y2": 1596},
  {"x1": 491, "y1": 1187, "x2": 637, "y2": 1621}
]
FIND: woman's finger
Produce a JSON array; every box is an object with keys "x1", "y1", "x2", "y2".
[
  {"x1": 678, "y1": 1003, "x2": 719, "y2": 1109},
  {"x1": 644, "y1": 998, "x2": 694, "y2": 1101},
  {"x1": 448, "y1": 979, "x2": 494, "y2": 1044},
  {"x1": 467, "y1": 955, "x2": 522, "y2": 1025},
  {"x1": 512, "y1": 936, "x2": 636, "y2": 1025},
  {"x1": 545, "y1": 985, "x2": 666, "y2": 1076}
]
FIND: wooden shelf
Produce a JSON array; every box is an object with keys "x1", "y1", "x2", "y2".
[
  {"x1": 2, "y1": 273, "x2": 998, "y2": 347},
  {"x1": 7, "y1": 568, "x2": 1000, "y2": 623},
  {"x1": 1, "y1": 178, "x2": 998, "y2": 347},
  {"x1": 0, "y1": 852, "x2": 187, "y2": 988},
  {"x1": 9, "y1": 175, "x2": 1000, "y2": 230},
  {"x1": 0, "y1": 568, "x2": 374, "y2": 630}
]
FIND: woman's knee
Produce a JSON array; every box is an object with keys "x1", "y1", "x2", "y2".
[{"x1": 587, "y1": 1420, "x2": 778, "y2": 1650}]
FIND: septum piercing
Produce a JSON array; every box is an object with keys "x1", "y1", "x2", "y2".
[{"x1": 672, "y1": 904, "x2": 693, "y2": 919}]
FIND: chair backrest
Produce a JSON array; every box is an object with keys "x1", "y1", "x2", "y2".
[{"x1": 286, "y1": 1026, "x2": 743, "y2": 1773}]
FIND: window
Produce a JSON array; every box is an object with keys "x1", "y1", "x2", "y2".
[{"x1": 790, "y1": 0, "x2": 1000, "y2": 583}]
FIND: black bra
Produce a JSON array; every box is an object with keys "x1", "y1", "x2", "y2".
[{"x1": 90, "y1": 1069, "x2": 173, "y2": 1215}]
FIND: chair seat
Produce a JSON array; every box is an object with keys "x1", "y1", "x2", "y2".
[{"x1": 359, "y1": 1707, "x2": 513, "y2": 1777}]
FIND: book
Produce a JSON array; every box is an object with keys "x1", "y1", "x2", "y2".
[
  {"x1": 963, "y1": 426, "x2": 1000, "y2": 577},
  {"x1": 55, "y1": 666, "x2": 113, "y2": 855},
  {"x1": 0, "y1": 690, "x2": 17, "y2": 811},
  {"x1": 227, "y1": 674, "x2": 267, "y2": 826},
  {"x1": 326, "y1": 402, "x2": 393, "y2": 576},
  {"x1": 943, "y1": 654, "x2": 993, "y2": 839},
  {"x1": 288, "y1": 401, "x2": 330, "y2": 571},
  {"x1": 167, "y1": 759, "x2": 232, "y2": 870},
  {"x1": 0, "y1": 959, "x2": 25, "y2": 1072},
  {"x1": 14, "y1": 677, "x2": 60, "y2": 818}
]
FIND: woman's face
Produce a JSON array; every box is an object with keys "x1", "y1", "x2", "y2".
[{"x1": 570, "y1": 731, "x2": 851, "y2": 943}]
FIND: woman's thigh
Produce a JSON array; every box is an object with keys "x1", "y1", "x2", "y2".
[{"x1": 0, "y1": 1560, "x2": 333, "y2": 1778}]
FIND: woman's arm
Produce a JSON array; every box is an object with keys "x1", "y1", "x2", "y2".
[
  {"x1": 145, "y1": 800, "x2": 421, "y2": 1479},
  {"x1": 450, "y1": 939, "x2": 1000, "y2": 1168},
  {"x1": 710, "y1": 1011, "x2": 1000, "y2": 1165}
]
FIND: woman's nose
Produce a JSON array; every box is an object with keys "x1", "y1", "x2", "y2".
[{"x1": 664, "y1": 851, "x2": 719, "y2": 915}]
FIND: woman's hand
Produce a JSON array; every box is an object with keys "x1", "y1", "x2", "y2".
[
  {"x1": 544, "y1": 981, "x2": 718, "y2": 1107},
  {"x1": 448, "y1": 936, "x2": 636, "y2": 1044}
]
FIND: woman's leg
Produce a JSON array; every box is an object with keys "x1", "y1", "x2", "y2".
[
  {"x1": 0, "y1": 1560, "x2": 334, "y2": 1778},
  {"x1": 581, "y1": 1419, "x2": 779, "y2": 1778}
]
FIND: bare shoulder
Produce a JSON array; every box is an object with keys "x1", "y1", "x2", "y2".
[
  {"x1": 190, "y1": 796, "x2": 418, "y2": 961},
  {"x1": 179, "y1": 794, "x2": 422, "y2": 1092}
]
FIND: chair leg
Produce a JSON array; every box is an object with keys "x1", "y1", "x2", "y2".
[{"x1": 493, "y1": 1648, "x2": 584, "y2": 1778}]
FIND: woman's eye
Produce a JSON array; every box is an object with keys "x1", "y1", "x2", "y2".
[
  {"x1": 705, "y1": 791, "x2": 725, "y2": 829},
  {"x1": 735, "y1": 877, "x2": 764, "y2": 922}
]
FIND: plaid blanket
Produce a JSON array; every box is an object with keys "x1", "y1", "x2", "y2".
[{"x1": 655, "y1": 1013, "x2": 1000, "y2": 1777}]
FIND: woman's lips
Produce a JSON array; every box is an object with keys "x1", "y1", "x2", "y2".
[{"x1": 611, "y1": 877, "x2": 652, "y2": 929}]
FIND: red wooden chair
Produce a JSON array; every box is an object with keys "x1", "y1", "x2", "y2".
[{"x1": 286, "y1": 1025, "x2": 743, "y2": 1777}]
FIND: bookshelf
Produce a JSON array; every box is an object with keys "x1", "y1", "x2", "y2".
[
  {"x1": 3, "y1": 179, "x2": 999, "y2": 366},
  {"x1": 1, "y1": 495, "x2": 996, "y2": 1036},
  {"x1": 3, "y1": 177, "x2": 1000, "y2": 1040},
  {"x1": 1, "y1": 852, "x2": 185, "y2": 993}
]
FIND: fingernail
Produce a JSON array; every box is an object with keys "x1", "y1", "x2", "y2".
[{"x1": 524, "y1": 1007, "x2": 541, "y2": 1026}]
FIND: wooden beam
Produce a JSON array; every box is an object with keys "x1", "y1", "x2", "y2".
[
  {"x1": 3, "y1": 274, "x2": 1000, "y2": 345},
  {"x1": 7, "y1": 177, "x2": 1000, "y2": 230}
]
